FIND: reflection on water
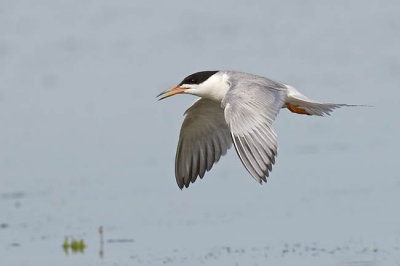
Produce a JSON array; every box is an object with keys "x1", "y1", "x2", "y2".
[
  {"x1": 55, "y1": 224, "x2": 392, "y2": 265},
  {"x1": 99, "y1": 226, "x2": 104, "y2": 259},
  {"x1": 60, "y1": 226, "x2": 136, "y2": 258}
]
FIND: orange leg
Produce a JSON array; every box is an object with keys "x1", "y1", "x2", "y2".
[{"x1": 286, "y1": 103, "x2": 311, "y2": 115}]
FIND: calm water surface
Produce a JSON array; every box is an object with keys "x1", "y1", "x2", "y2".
[{"x1": 1, "y1": 0, "x2": 399, "y2": 265}]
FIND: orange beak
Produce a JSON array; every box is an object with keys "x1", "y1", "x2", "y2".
[{"x1": 157, "y1": 86, "x2": 188, "y2": 100}]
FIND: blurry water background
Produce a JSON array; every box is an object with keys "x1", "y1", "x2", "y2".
[{"x1": 1, "y1": 0, "x2": 399, "y2": 265}]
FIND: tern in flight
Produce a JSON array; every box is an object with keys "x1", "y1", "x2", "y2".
[{"x1": 157, "y1": 71, "x2": 352, "y2": 189}]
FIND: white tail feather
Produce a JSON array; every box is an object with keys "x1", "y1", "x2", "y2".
[{"x1": 285, "y1": 85, "x2": 354, "y2": 116}]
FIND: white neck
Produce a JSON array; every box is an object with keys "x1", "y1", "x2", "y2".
[{"x1": 187, "y1": 72, "x2": 231, "y2": 102}]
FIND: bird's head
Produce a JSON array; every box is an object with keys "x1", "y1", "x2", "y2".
[{"x1": 157, "y1": 71, "x2": 229, "y2": 101}]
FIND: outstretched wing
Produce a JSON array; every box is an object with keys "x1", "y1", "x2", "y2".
[
  {"x1": 175, "y1": 98, "x2": 232, "y2": 189},
  {"x1": 222, "y1": 78, "x2": 287, "y2": 183}
]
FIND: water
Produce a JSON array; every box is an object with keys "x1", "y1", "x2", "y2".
[{"x1": 1, "y1": 0, "x2": 400, "y2": 265}]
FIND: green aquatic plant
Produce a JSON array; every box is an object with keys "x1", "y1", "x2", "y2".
[{"x1": 62, "y1": 237, "x2": 87, "y2": 254}]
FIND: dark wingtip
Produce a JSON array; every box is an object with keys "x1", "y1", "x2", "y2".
[{"x1": 177, "y1": 181, "x2": 184, "y2": 190}]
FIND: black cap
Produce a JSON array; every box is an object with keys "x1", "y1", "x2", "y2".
[{"x1": 178, "y1": 71, "x2": 219, "y2": 86}]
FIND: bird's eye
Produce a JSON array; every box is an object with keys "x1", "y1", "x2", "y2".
[{"x1": 190, "y1": 79, "x2": 196, "y2": 84}]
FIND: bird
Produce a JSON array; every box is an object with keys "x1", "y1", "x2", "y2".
[{"x1": 157, "y1": 70, "x2": 352, "y2": 189}]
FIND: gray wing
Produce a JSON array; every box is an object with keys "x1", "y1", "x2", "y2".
[
  {"x1": 222, "y1": 77, "x2": 287, "y2": 183},
  {"x1": 175, "y1": 98, "x2": 232, "y2": 189}
]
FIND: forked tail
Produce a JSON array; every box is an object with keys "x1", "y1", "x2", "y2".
[{"x1": 284, "y1": 85, "x2": 356, "y2": 116}]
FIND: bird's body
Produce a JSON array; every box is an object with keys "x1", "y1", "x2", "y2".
[{"x1": 158, "y1": 71, "x2": 351, "y2": 189}]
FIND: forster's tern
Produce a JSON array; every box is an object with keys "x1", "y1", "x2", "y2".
[{"x1": 158, "y1": 71, "x2": 352, "y2": 189}]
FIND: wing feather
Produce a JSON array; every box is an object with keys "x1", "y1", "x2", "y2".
[
  {"x1": 175, "y1": 98, "x2": 232, "y2": 189},
  {"x1": 222, "y1": 74, "x2": 287, "y2": 183}
]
